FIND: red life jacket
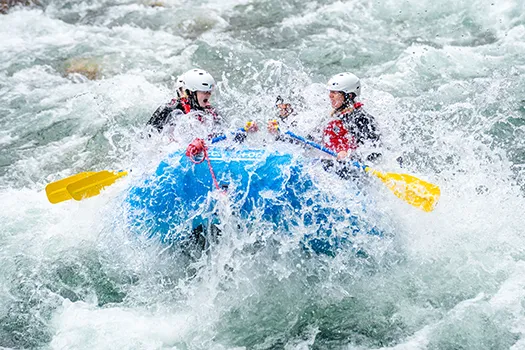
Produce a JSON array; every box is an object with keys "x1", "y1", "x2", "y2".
[
  {"x1": 323, "y1": 103, "x2": 363, "y2": 153},
  {"x1": 169, "y1": 97, "x2": 192, "y2": 114},
  {"x1": 174, "y1": 97, "x2": 220, "y2": 123}
]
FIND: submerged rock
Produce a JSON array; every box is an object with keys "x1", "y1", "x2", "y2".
[
  {"x1": 1, "y1": 0, "x2": 40, "y2": 14},
  {"x1": 64, "y1": 58, "x2": 101, "y2": 82},
  {"x1": 147, "y1": 1, "x2": 165, "y2": 7}
]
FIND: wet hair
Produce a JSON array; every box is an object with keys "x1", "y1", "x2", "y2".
[
  {"x1": 186, "y1": 90, "x2": 204, "y2": 110},
  {"x1": 336, "y1": 92, "x2": 357, "y2": 112}
]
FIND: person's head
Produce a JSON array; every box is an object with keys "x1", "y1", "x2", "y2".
[
  {"x1": 183, "y1": 69, "x2": 216, "y2": 109},
  {"x1": 326, "y1": 72, "x2": 361, "y2": 110}
]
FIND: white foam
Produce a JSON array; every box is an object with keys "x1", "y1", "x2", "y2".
[{"x1": 50, "y1": 300, "x2": 194, "y2": 349}]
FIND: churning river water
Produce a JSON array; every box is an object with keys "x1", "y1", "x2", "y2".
[{"x1": 1, "y1": 0, "x2": 525, "y2": 349}]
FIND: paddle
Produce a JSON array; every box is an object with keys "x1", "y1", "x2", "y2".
[
  {"x1": 45, "y1": 171, "x2": 96, "y2": 204},
  {"x1": 66, "y1": 170, "x2": 129, "y2": 201},
  {"x1": 284, "y1": 131, "x2": 441, "y2": 212},
  {"x1": 45, "y1": 133, "x2": 235, "y2": 204},
  {"x1": 45, "y1": 170, "x2": 128, "y2": 204}
]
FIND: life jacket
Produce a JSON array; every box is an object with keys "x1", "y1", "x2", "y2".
[
  {"x1": 175, "y1": 97, "x2": 220, "y2": 124},
  {"x1": 148, "y1": 96, "x2": 222, "y2": 136},
  {"x1": 323, "y1": 103, "x2": 363, "y2": 153},
  {"x1": 169, "y1": 97, "x2": 191, "y2": 113}
]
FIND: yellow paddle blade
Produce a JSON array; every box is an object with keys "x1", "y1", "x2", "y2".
[
  {"x1": 66, "y1": 170, "x2": 128, "y2": 201},
  {"x1": 45, "y1": 172, "x2": 97, "y2": 204},
  {"x1": 367, "y1": 169, "x2": 441, "y2": 212}
]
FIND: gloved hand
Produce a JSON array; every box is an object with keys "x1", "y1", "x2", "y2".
[
  {"x1": 277, "y1": 103, "x2": 293, "y2": 118},
  {"x1": 337, "y1": 150, "x2": 348, "y2": 160},
  {"x1": 275, "y1": 96, "x2": 293, "y2": 118},
  {"x1": 244, "y1": 121, "x2": 259, "y2": 133},
  {"x1": 267, "y1": 119, "x2": 280, "y2": 134}
]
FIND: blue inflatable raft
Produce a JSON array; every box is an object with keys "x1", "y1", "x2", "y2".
[{"x1": 126, "y1": 148, "x2": 381, "y2": 255}]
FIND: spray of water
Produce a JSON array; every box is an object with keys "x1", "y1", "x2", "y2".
[{"x1": 1, "y1": 0, "x2": 525, "y2": 348}]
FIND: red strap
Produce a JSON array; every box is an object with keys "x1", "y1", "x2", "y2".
[
  {"x1": 185, "y1": 138, "x2": 223, "y2": 192},
  {"x1": 353, "y1": 102, "x2": 363, "y2": 109},
  {"x1": 179, "y1": 98, "x2": 191, "y2": 114}
]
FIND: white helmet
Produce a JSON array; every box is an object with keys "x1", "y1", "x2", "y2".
[
  {"x1": 326, "y1": 72, "x2": 361, "y2": 97},
  {"x1": 183, "y1": 69, "x2": 216, "y2": 92}
]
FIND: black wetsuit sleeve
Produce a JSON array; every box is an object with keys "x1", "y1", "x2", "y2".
[
  {"x1": 347, "y1": 110, "x2": 382, "y2": 163},
  {"x1": 147, "y1": 103, "x2": 179, "y2": 132},
  {"x1": 352, "y1": 112, "x2": 381, "y2": 146}
]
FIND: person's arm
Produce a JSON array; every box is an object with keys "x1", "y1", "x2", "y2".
[
  {"x1": 270, "y1": 96, "x2": 297, "y2": 142},
  {"x1": 147, "y1": 104, "x2": 176, "y2": 132},
  {"x1": 353, "y1": 114, "x2": 380, "y2": 145},
  {"x1": 352, "y1": 111, "x2": 382, "y2": 162}
]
